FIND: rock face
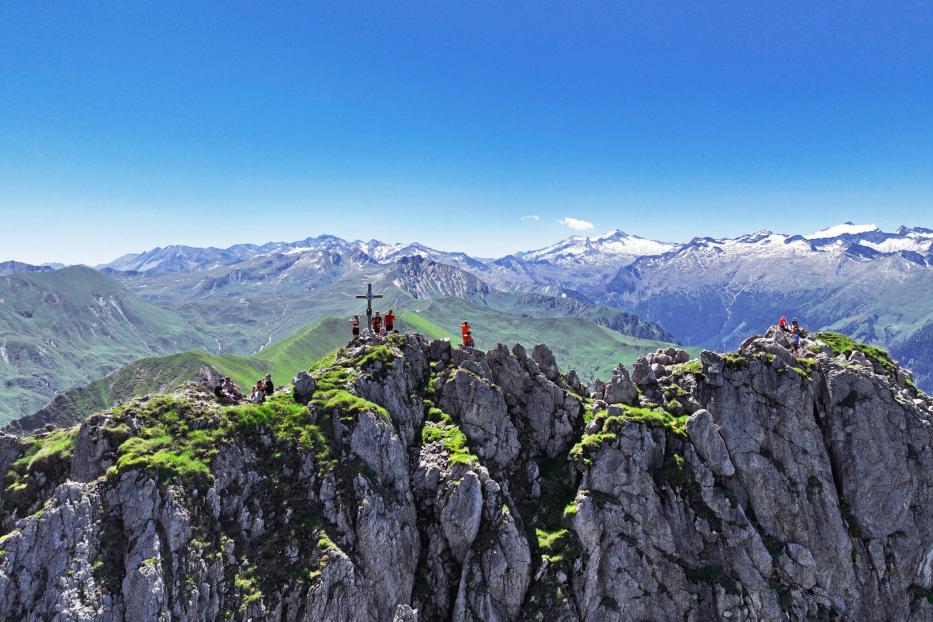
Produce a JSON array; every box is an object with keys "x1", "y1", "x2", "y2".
[{"x1": 1, "y1": 331, "x2": 932, "y2": 621}]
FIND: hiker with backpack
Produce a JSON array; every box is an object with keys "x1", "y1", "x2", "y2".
[
  {"x1": 263, "y1": 374, "x2": 274, "y2": 396},
  {"x1": 349, "y1": 315, "x2": 361, "y2": 341},
  {"x1": 373, "y1": 311, "x2": 384, "y2": 336}
]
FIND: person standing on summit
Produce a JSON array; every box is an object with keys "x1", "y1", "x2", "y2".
[
  {"x1": 384, "y1": 309, "x2": 396, "y2": 333},
  {"x1": 460, "y1": 321, "x2": 475, "y2": 349}
]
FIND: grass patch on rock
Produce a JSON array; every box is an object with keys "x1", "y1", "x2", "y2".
[
  {"x1": 815, "y1": 331, "x2": 897, "y2": 377},
  {"x1": 421, "y1": 418, "x2": 478, "y2": 465}
]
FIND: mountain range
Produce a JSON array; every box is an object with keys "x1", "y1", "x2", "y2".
[
  {"x1": 1, "y1": 221, "x2": 931, "y2": 426},
  {"x1": 99, "y1": 221, "x2": 932, "y2": 382}
]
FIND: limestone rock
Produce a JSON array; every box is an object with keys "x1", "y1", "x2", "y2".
[
  {"x1": 292, "y1": 370, "x2": 317, "y2": 403},
  {"x1": 2, "y1": 330, "x2": 931, "y2": 622}
]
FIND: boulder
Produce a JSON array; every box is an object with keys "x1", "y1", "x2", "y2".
[
  {"x1": 604, "y1": 365, "x2": 637, "y2": 405},
  {"x1": 292, "y1": 371, "x2": 317, "y2": 403},
  {"x1": 531, "y1": 344, "x2": 560, "y2": 381}
]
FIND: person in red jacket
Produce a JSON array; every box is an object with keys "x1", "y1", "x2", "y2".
[
  {"x1": 384, "y1": 310, "x2": 396, "y2": 333},
  {"x1": 779, "y1": 315, "x2": 788, "y2": 332},
  {"x1": 373, "y1": 311, "x2": 384, "y2": 336},
  {"x1": 460, "y1": 321, "x2": 475, "y2": 348}
]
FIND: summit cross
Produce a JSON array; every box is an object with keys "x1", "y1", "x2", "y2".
[{"x1": 355, "y1": 283, "x2": 383, "y2": 333}]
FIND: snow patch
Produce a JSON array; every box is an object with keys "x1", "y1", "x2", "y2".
[{"x1": 805, "y1": 223, "x2": 879, "y2": 239}]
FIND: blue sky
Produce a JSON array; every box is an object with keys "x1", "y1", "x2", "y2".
[{"x1": 1, "y1": 1, "x2": 932, "y2": 264}]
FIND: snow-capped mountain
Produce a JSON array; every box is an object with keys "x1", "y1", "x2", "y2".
[
  {"x1": 99, "y1": 223, "x2": 933, "y2": 286},
  {"x1": 805, "y1": 222, "x2": 881, "y2": 239},
  {"x1": 20, "y1": 221, "x2": 933, "y2": 392},
  {"x1": 518, "y1": 229, "x2": 675, "y2": 265}
]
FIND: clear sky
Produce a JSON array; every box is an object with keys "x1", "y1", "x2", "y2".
[{"x1": 1, "y1": 1, "x2": 932, "y2": 265}]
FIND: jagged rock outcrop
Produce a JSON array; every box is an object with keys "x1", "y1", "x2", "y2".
[{"x1": 1, "y1": 329, "x2": 932, "y2": 621}]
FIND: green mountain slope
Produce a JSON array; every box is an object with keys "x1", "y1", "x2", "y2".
[
  {"x1": 0, "y1": 266, "x2": 214, "y2": 424},
  {"x1": 6, "y1": 317, "x2": 350, "y2": 433},
  {"x1": 399, "y1": 297, "x2": 682, "y2": 382}
]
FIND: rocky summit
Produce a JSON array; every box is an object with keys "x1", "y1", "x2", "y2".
[{"x1": 0, "y1": 329, "x2": 932, "y2": 621}]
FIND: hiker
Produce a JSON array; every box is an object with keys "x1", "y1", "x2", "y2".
[
  {"x1": 349, "y1": 315, "x2": 361, "y2": 341},
  {"x1": 384, "y1": 309, "x2": 396, "y2": 333},
  {"x1": 263, "y1": 374, "x2": 274, "y2": 396},
  {"x1": 779, "y1": 315, "x2": 789, "y2": 332},
  {"x1": 223, "y1": 377, "x2": 243, "y2": 400},
  {"x1": 249, "y1": 380, "x2": 265, "y2": 404},
  {"x1": 373, "y1": 311, "x2": 384, "y2": 336},
  {"x1": 460, "y1": 321, "x2": 475, "y2": 349},
  {"x1": 790, "y1": 318, "x2": 802, "y2": 354},
  {"x1": 213, "y1": 381, "x2": 231, "y2": 403}
]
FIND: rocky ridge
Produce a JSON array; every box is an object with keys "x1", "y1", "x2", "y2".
[{"x1": 0, "y1": 328, "x2": 932, "y2": 621}]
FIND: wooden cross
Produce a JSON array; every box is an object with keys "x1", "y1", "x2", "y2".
[{"x1": 356, "y1": 283, "x2": 383, "y2": 333}]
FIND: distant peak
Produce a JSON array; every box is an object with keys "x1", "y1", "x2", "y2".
[
  {"x1": 805, "y1": 223, "x2": 879, "y2": 240},
  {"x1": 595, "y1": 229, "x2": 628, "y2": 240}
]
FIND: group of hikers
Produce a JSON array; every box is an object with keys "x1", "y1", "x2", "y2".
[
  {"x1": 213, "y1": 374, "x2": 275, "y2": 405},
  {"x1": 349, "y1": 309, "x2": 397, "y2": 340},
  {"x1": 778, "y1": 315, "x2": 804, "y2": 354},
  {"x1": 349, "y1": 311, "x2": 478, "y2": 350}
]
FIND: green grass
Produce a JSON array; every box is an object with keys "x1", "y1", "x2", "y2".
[
  {"x1": 815, "y1": 331, "x2": 897, "y2": 377},
  {"x1": 722, "y1": 353, "x2": 749, "y2": 367},
  {"x1": 0, "y1": 266, "x2": 218, "y2": 425},
  {"x1": 536, "y1": 528, "x2": 570, "y2": 562},
  {"x1": 3, "y1": 426, "x2": 79, "y2": 512},
  {"x1": 671, "y1": 359, "x2": 703, "y2": 376},
  {"x1": 312, "y1": 389, "x2": 390, "y2": 421},
  {"x1": 10, "y1": 427, "x2": 79, "y2": 473},
  {"x1": 14, "y1": 317, "x2": 350, "y2": 432},
  {"x1": 789, "y1": 357, "x2": 817, "y2": 379},
  {"x1": 354, "y1": 344, "x2": 396, "y2": 370},
  {"x1": 571, "y1": 405, "x2": 688, "y2": 464},
  {"x1": 230, "y1": 394, "x2": 335, "y2": 471},
  {"x1": 397, "y1": 312, "x2": 455, "y2": 340},
  {"x1": 97, "y1": 388, "x2": 340, "y2": 487},
  {"x1": 401, "y1": 297, "x2": 678, "y2": 383},
  {"x1": 421, "y1": 419, "x2": 478, "y2": 465}
]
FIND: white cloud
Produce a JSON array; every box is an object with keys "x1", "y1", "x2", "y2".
[
  {"x1": 558, "y1": 217, "x2": 594, "y2": 231},
  {"x1": 521, "y1": 214, "x2": 540, "y2": 221}
]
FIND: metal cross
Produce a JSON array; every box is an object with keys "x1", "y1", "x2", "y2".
[{"x1": 355, "y1": 283, "x2": 383, "y2": 333}]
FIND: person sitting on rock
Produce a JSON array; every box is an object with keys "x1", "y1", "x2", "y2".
[
  {"x1": 213, "y1": 381, "x2": 231, "y2": 403},
  {"x1": 384, "y1": 309, "x2": 396, "y2": 333},
  {"x1": 790, "y1": 318, "x2": 802, "y2": 354},
  {"x1": 373, "y1": 311, "x2": 384, "y2": 336},
  {"x1": 349, "y1": 315, "x2": 360, "y2": 341},
  {"x1": 249, "y1": 380, "x2": 265, "y2": 404},
  {"x1": 263, "y1": 374, "x2": 274, "y2": 396},
  {"x1": 779, "y1": 315, "x2": 789, "y2": 332},
  {"x1": 223, "y1": 377, "x2": 243, "y2": 400}
]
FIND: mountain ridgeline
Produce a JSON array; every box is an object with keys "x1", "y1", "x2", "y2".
[
  {"x1": 0, "y1": 254, "x2": 677, "y2": 425},
  {"x1": 2, "y1": 221, "x2": 931, "y2": 427},
  {"x1": 92, "y1": 223, "x2": 933, "y2": 392},
  {"x1": 1, "y1": 329, "x2": 931, "y2": 620}
]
